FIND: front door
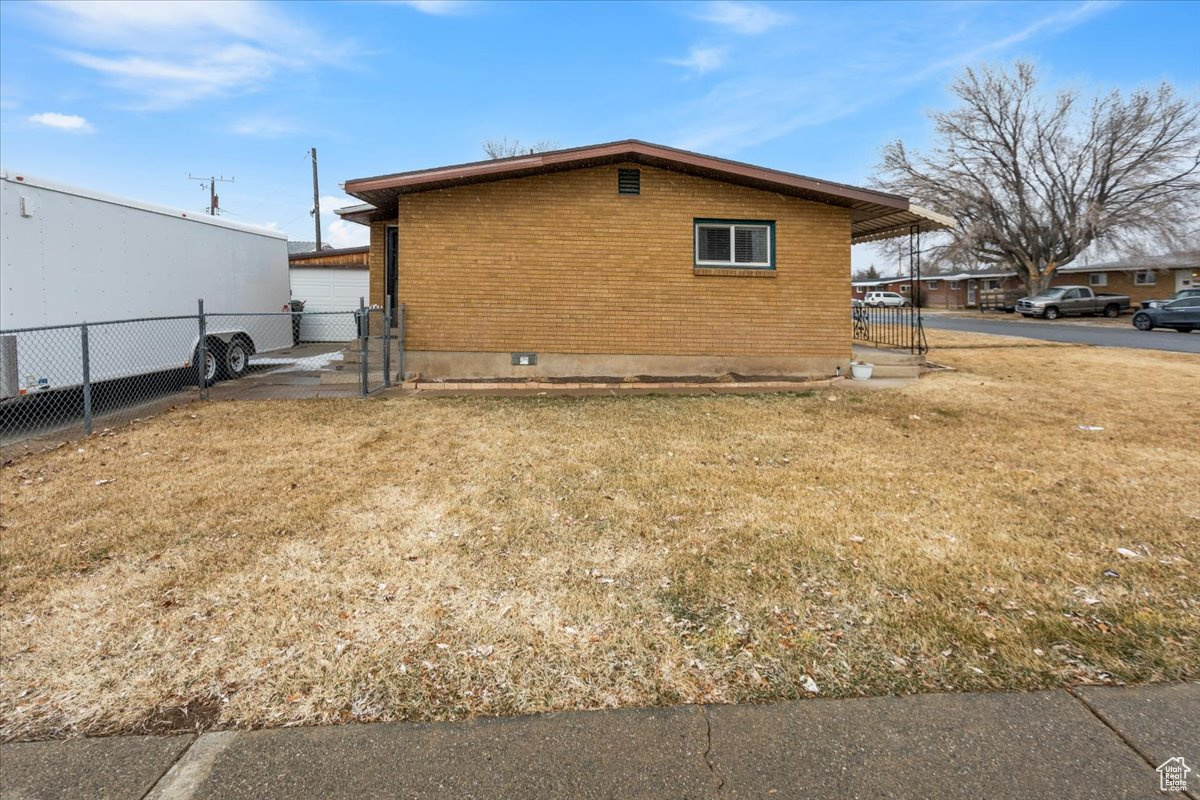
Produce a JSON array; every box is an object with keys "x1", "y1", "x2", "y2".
[
  {"x1": 967, "y1": 280, "x2": 977, "y2": 306},
  {"x1": 385, "y1": 225, "x2": 398, "y2": 320}
]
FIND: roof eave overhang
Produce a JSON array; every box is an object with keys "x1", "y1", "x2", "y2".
[
  {"x1": 341, "y1": 141, "x2": 954, "y2": 239},
  {"x1": 334, "y1": 203, "x2": 380, "y2": 226},
  {"x1": 849, "y1": 203, "x2": 956, "y2": 244}
]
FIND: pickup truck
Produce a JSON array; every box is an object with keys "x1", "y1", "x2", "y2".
[{"x1": 1015, "y1": 286, "x2": 1131, "y2": 319}]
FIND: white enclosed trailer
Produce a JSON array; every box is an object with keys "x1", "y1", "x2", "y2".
[{"x1": 0, "y1": 170, "x2": 292, "y2": 398}]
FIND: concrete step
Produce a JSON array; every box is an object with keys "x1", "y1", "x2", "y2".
[
  {"x1": 864, "y1": 364, "x2": 921, "y2": 379},
  {"x1": 341, "y1": 345, "x2": 395, "y2": 365},
  {"x1": 320, "y1": 369, "x2": 366, "y2": 385},
  {"x1": 852, "y1": 345, "x2": 925, "y2": 366}
]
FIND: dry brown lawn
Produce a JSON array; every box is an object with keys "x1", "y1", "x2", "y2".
[{"x1": 2, "y1": 331, "x2": 1198, "y2": 740}]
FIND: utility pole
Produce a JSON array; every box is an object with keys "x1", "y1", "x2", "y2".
[
  {"x1": 187, "y1": 174, "x2": 234, "y2": 215},
  {"x1": 310, "y1": 147, "x2": 322, "y2": 250}
]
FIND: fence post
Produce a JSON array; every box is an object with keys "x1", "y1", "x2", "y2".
[
  {"x1": 397, "y1": 303, "x2": 406, "y2": 385},
  {"x1": 382, "y1": 295, "x2": 392, "y2": 389},
  {"x1": 358, "y1": 297, "x2": 368, "y2": 399},
  {"x1": 80, "y1": 322, "x2": 93, "y2": 436},
  {"x1": 197, "y1": 299, "x2": 208, "y2": 400}
]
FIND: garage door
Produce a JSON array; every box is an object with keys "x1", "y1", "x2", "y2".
[{"x1": 289, "y1": 267, "x2": 369, "y2": 342}]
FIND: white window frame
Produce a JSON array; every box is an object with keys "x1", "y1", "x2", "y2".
[
  {"x1": 949, "y1": 280, "x2": 961, "y2": 290},
  {"x1": 984, "y1": 279, "x2": 1001, "y2": 290},
  {"x1": 926, "y1": 280, "x2": 940, "y2": 290},
  {"x1": 1089, "y1": 273, "x2": 1107, "y2": 287},
  {"x1": 1134, "y1": 270, "x2": 1156, "y2": 286},
  {"x1": 694, "y1": 221, "x2": 773, "y2": 269}
]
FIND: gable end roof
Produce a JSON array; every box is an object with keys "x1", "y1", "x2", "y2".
[{"x1": 342, "y1": 140, "x2": 952, "y2": 242}]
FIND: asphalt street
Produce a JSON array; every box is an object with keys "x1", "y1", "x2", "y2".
[{"x1": 923, "y1": 313, "x2": 1200, "y2": 353}]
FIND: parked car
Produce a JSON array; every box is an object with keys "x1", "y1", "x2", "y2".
[
  {"x1": 1131, "y1": 297, "x2": 1200, "y2": 332},
  {"x1": 864, "y1": 291, "x2": 909, "y2": 307},
  {"x1": 851, "y1": 298, "x2": 864, "y2": 308},
  {"x1": 1015, "y1": 286, "x2": 1131, "y2": 319},
  {"x1": 1140, "y1": 288, "x2": 1200, "y2": 310}
]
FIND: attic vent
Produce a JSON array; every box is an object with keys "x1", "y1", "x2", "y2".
[{"x1": 617, "y1": 168, "x2": 641, "y2": 195}]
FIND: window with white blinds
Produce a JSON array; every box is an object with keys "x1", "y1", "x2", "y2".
[{"x1": 694, "y1": 220, "x2": 774, "y2": 269}]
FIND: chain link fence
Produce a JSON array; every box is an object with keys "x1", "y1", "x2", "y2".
[{"x1": 1, "y1": 300, "x2": 403, "y2": 454}]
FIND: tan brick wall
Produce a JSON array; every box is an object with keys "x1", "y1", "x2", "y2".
[
  {"x1": 369, "y1": 221, "x2": 387, "y2": 304},
  {"x1": 372, "y1": 163, "x2": 852, "y2": 360}
]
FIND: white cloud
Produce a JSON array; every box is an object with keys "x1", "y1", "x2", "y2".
[
  {"x1": 395, "y1": 1, "x2": 473, "y2": 15},
  {"x1": 693, "y1": 1, "x2": 791, "y2": 35},
  {"x1": 316, "y1": 195, "x2": 370, "y2": 249},
  {"x1": 231, "y1": 114, "x2": 300, "y2": 138},
  {"x1": 28, "y1": 111, "x2": 93, "y2": 132},
  {"x1": 665, "y1": 1, "x2": 1115, "y2": 155},
  {"x1": 915, "y1": 1, "x2": 1115, "y2": 80},
  {"x1": 32, "y1": 1, "x2": 351, "y2": 108},
  {"x1": 327, "y1": 218, "x2": 370, "y2": 249},
  {"x1": 666, "y1": 46, "x2": 726, "y2": 75}
]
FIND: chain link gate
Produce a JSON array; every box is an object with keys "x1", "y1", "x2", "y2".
[{"x1": 355, "y1": 297, "x2": 403, "y2": 395}]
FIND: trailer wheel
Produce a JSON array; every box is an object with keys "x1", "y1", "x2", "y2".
[
  {"x1": 221, "y1": 337, "x2": 251, "y2": 380},
  {"x1": 194, "y1": 341, "x2": 220, "y2": 387}
]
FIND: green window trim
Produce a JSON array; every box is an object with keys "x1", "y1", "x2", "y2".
[{"x1": 693, "y1": 218, "x2": 775, "y2": 270}]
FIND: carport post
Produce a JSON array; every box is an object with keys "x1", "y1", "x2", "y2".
[
  {"x1": 80, "y1": 322, "x2": 93, "y2": 436},
  {"x1": 397, "y1": 303, "x2": 405, "y2": 384},
  {"x1": 358, "y1": 297, "x2": 368, "y2": 399},
  {"x1": 382, "y1": 295, "x2": 392, "y2": 389}
]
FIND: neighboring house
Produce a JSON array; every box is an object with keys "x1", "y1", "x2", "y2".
[
  {"x1": 288, "y1": 245, "x2": 371, "y2": 342},
  {"x1": 287, "y1": 240, "x2": 333, "y2": 255},
  {"x1": 851, "y1": 275, "x2": 920, "y2": 299},
  {"x1": 338, "y1": 140, "x2": 950, "y2": 379},
  {"x1": 1059, "y1": 253, "x2": 1198, "y2": 306},
  {"x1": 854, "y1": 253, "x2": 1199, "y2": 309}
]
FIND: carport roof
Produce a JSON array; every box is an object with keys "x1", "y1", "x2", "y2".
[{"x1": 338, "y1": 140, "x2": 952, "y2": 243}]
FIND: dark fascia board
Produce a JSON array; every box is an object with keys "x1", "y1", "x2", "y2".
[
  {"x1": 343, "y1": 139, "x2": 910, "y2": 211},
  {"x1": 288, "y1": 245, "x2": 370, "y2": 260}
]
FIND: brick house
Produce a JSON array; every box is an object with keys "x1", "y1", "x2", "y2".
[
  {"x1": 339, "y1": 140, "x2": 949, "y2": 379},
  {"x1": 854, "y1": 254, "x2": 1198, "y2": 309}
]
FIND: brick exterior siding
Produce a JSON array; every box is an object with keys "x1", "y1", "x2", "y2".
[{"x1": 370, "y1": 163, "x2": 852, "y2": 366}]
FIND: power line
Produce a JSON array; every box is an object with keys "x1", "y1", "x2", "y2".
[{"x1": 187, "y1": 174, "x2": 235, "y2": 216}]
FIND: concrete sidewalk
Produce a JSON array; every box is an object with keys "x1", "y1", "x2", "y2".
[{"x1": 2, "y1": 684, "x2": 1195, "y2": 799}]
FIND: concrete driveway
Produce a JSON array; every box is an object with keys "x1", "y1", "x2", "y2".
[
  {"x1": 207, "y1": 342, "x2": 362, "y2": 400},
  {"x1": 924, "y1": 314, "x2": 1200, "y2": 353}
]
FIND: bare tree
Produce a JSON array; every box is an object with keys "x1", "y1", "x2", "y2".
[
  {"x1": 482, "y1": 137, "x2": 559, "y2": 159},
  {"x1": 875, "y1": 62, "x2": 1200, "y2": 294},
  {"x1": 852, "y1": 264, "x2": 883, "y2": 281}
]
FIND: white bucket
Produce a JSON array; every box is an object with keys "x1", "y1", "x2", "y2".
[{"x1": 850, "y1": 362, "x2": 874, "y2": 381}]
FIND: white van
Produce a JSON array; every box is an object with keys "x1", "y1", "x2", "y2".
[{"x1": 864, "y1": 291, "x2": 910, "y2": 307}]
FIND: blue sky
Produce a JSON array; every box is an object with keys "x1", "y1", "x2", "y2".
[{"x1": 1, "y1": 0, "x2": 1196, "y2": 267}]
